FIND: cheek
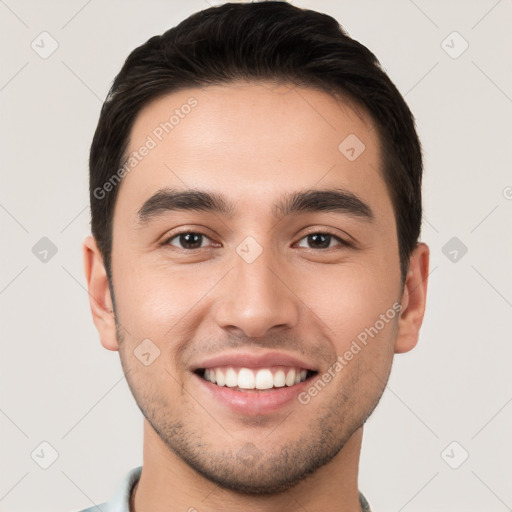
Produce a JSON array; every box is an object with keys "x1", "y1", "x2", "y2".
[
  {"x1": 296, "y1": 256, "x2": 401, "y2": 353},
  {"x1": 113, "y1": 258, "x2": 220, "y2": 340}
]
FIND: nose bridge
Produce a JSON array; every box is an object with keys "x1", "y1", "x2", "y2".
[{"x1": 214, "y1": 239, "x2": 299, "y2": 338}]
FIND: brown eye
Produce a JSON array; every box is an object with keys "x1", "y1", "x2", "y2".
[
  {"x1": 296, "y1": 232, "x2": 346, "y2": 249},
  {"x1": 168, "y1": 232, "x2": 210, "y2": 249}
]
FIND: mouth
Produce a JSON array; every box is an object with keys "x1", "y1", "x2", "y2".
[
  {"x1": 190, "y1": 351, "x2": 320, "y2": 415},
  {"x1": 194, "y1": 366, "x2": 318, "y2": 392}
]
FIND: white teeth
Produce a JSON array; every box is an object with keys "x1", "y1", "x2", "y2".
[
  {"x1": 225, "y1": 367, "x2": 238, "y2": 387},
  {"x1": 273, "y1": 370, "x2": 286, "y2": 387},
  {"x1": 285, "y1": 369, "x2": 296, "y2": 386},
  {"x1": 215, "y1": 368, "x2": 225, "y2": 386},
  {"x1": 238, "y1": 368, "x2": 255, "y2": 389},
  {"x1": 203, "y1": 366, "x2": 310, "y2": 390},
  {"x1": 255, "y1": 369, "x2": 274, "y2": 390}
]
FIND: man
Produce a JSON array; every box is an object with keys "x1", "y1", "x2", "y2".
[{"x1": 81, "y1": 2, "x2": 429, "y2": 511}]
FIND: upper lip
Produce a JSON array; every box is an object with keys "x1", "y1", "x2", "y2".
[{"x1": 190, "y1": 351, "x2": 318, "y2": 372}]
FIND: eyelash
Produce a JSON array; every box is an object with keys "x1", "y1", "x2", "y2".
[{"x1": 164, "y1": 230, "x2": 351, "y2": 251}]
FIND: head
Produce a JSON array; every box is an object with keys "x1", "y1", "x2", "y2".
[{"x1": 84, "y1": 1, "x2": 429, "y2": 495}]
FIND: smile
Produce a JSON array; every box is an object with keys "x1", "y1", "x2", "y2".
[{"x1": 197, "y1": 366, "x2": 316, "y2": 391}]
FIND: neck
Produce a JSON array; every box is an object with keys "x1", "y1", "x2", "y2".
[{"x1": 132, "y1": 419, "x2": 364, "y2": 512}]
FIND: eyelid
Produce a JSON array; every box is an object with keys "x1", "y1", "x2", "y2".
[
  {"x1": 299, "y1": 224, "x2": 353, "y2": 240},
  {"x1": 294, "y1": 230, "x2": 351, "y2": 249},
  {"x1": 164, "y1": 229, "x2": 217, "y2": 249}
]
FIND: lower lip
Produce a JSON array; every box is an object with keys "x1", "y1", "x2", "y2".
[{"x1": 193, "y1": 373, "x2": 312, "y2": 416}]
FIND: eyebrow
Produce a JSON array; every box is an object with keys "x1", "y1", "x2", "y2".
[{"x1": 136, "y1": 187, "x2": 374, "y2": 225}]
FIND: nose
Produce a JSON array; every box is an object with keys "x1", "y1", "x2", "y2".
[{"x1": 213, "y1": 245, "x2": 300, "y2": 339}]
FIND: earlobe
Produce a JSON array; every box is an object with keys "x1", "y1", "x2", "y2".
[
  {"x1": 394, "y1": 243, "x2": 430, "y2": 354},
  {"x1": 83, "y1": 236, "x2": 120, "y2": 351}
]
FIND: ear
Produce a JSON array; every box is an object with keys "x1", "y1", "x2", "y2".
[
  {"x1": 394, "y1": 242, "x2": 430, "y2": 354},
  {"x1": 83, "y1": 236, "x2": 120, "y2": 351}
]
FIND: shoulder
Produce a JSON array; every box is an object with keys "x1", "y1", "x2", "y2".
[
  {"x1": 74, "y1": 504, "x2": 109, "y2": 512},
  {"x1": 72, "y1": 466, "x2": 142, "y2": 512}
]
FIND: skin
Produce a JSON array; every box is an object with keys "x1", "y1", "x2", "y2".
[{"x1": 83, "y1": 82, "x2": 429, "y2": 512}]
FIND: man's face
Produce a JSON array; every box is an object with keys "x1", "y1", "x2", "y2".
[{"x1": 109, "y1": 82, "x2": 404, "y2": 493}]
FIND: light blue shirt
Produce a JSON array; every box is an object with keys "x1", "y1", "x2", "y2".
[
  {"x1": 76, "y1": 466, "x2": 141, "y2": 512},
  {"x1": 76, "y1": 465, "x2": 372, "y2": 511}
]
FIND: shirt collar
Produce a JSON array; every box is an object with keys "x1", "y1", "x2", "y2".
[{"x1": 107, "y1": 466, "x2": 371, "y2": 512}]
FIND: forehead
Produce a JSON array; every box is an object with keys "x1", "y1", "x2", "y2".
[{"x1": 116, "y1": 82, "x2": 389, "y2": 220}]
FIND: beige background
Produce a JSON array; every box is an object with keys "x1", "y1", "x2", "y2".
[{"x1": 1, "y1": 0, "x2": 511, "y2": 511}]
